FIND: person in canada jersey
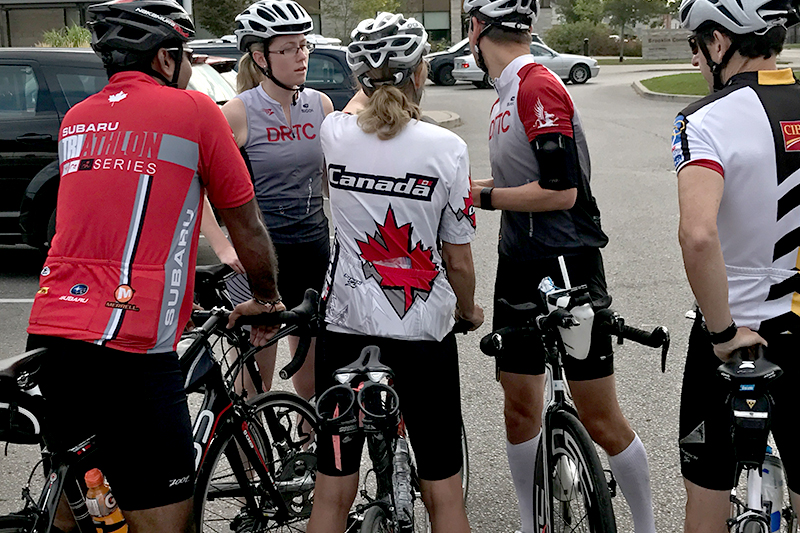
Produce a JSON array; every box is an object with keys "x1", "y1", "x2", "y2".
[
  {"x1": 464, "y1": 0, "x2": 657, "y2": 531},
  {"x1": 26, "y1": 0, "x2": 284, "y2": 531},
  {"x1": 307, "y1": 12, "x2": 483, "y2": 533}
]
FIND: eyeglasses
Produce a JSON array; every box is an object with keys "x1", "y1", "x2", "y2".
[
  {"x1": 165, "y1": 47, "x2": 194, "y2": 62},
  {"x1": 268, "y1": 42, "x2": 315, "y2": 56},
  {"x1": 687, "y1": 35, "x2": 698, "y2": 55}
]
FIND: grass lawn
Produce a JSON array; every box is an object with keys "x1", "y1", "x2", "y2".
[
  {"x1": 641, "y1": 70, "x2": 800, "y2": 96},
  {"x1": 596, "y1": 57, "x2": 691, "y2": 65}
]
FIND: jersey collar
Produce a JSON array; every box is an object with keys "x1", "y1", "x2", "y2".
[{"x1": 494, "y1": 54, "x2": 536, "y2": 95}]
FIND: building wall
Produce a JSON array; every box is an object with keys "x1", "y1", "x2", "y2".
[{"x1": 0, "y1": 1, "x2": 90, "y2": 47}]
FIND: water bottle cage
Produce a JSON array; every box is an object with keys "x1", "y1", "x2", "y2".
[
  {"x1": 316, "y1": 385, "x2": 361, "y2": 438},
  {"x1": 730, "y1": 393, "x2": 772, "y2": 466},
  {"x1": 358, "y1": 382, "x2": 400, "y2": 434}
]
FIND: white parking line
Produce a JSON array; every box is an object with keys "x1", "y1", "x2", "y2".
[{"x1": 0, "y1": 299, "x2": 34, "y2": 303}]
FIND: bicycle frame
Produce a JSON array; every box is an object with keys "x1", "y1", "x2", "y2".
[{"x1": 534, "y1": 330, "x2": 585, "y2": 529}]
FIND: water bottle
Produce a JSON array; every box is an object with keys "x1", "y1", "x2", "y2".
[
  {"x1": 84, "y1": 468, "x2": 128, "y2": 533},
  {"x1": 538, "y1": 277, "x2": 594, "y2": 360},
  {"x1": 392, "y1": 437, "x2": 414, "y2": 527},
  {"x1": 762, "y1": 447, "x2": 784, "y2": 533}
]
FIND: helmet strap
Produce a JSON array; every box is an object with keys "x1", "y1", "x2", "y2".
[
  {"x1": 251, "y1": 49, "x2": 303, "y2": 104},
  {"x1": 150, "y1": 46, "x2": 183, "y2": 88},
  {"x1": 697, "y1": 34, "x2": 738, "y2": 91},
  {"x1": 473, "y1": 19, "x2": 495, "y2": 74}
]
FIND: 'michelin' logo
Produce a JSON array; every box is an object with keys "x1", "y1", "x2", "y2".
[{"x1": 781, "y1": 121, "x2": 800, "y2": 151}]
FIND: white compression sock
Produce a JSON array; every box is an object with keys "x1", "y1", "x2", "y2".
[
  {"x1": 506, "y1": 432, "x2": 541, "y2": 533},
  {"x1": 607, "y1": 433, "x2": 656, "y2": 533}
]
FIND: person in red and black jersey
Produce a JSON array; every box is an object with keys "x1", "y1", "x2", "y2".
[
  {"x1": 464, "y1": 0, "x2": 656, "y2": 531},
  {"x1": 26, "y1": 1, "x2": 284, "y2": 530},
  {"x1": 675, "y1": 0, "x2": 800, "y2": 529}
]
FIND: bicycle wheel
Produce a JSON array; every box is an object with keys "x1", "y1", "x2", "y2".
[
  {"x1": 195, "y1": 391, "x2": 319, "y2": 533},
  {"x1": 361, "y1": 506, "x2": 394, "y2": 533},
  {"x1": 534, "y1": 410, "x2": 617, "y2": 533},
  {"x1": 459, "y1": 421, "x2": 469, "y2": 503}
]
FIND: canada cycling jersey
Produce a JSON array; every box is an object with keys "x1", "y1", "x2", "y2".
[
  {"x1": 28, "y1": 71, "x2": 254, "y2": 354},
  {"x1": 673, "y1": 69, "x2": 800, "y2": 333},
  {"x1": 236, "y1": 86, "x2": 327, "y2": 244},
  {"x1": 488, "y1": 55, "x2": 606, "y2": 261},
  {"x1": 319, "y1": 112, "x2": 475, "y2": 341}
]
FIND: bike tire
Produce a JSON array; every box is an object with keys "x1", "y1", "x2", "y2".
[
  {"x1": 361, "y1": 506, "x2": 394, "y2": 533},
  {"x1": 534, "y1": 410, "x2": 617, "y2": 533},
  {"x1": 742, "y1": 518, "x2": 769, "y2": 533},
  {"x1": 194, "y1": 391, "x2": 319, "y2": 533},
  {"x1": 459, "y1": 422, "x2": 469, "y2": 504},
  {"x1": 0, "y1": 515, "x2": 32, "y2": 533}
]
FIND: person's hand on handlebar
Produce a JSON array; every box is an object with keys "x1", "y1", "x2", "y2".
[
  {"x1": 713, "y1": 326, "x2": 767, "y2": 362},
  {"x1": 228, "y1": 298, "x2": 287, "y2": 346},
  {"x1": 456, "y1": 304, "x2": 485, "y2": 331}
]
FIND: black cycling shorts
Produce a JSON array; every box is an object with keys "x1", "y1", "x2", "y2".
[
  {"x1": 273, "y1": 234, "x2": 330, "y2": 310},
  {"x1": 26, "y1": 335, "x2": 196, "y2": 510},
  {"x1": 679, "y1": 320, "x2": 800, "y2": 493},
  {"x1": 315, "y1": 329, "x2": 463, "y2": 481},
  {"x1": 492, "y1": 250, "x2": 613, "y2": 381}
]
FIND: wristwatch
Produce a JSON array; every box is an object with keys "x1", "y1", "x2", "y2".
[
  {"x1": 480, "y1": 187, "x2": 495, "y2": 211},
  {"x1": 703, "y1": 320, "x2": 737, "y2": 345}
]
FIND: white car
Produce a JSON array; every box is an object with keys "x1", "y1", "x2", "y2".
[{"x1": 453, "y1": 42, "x2": 600, "y2": 88}]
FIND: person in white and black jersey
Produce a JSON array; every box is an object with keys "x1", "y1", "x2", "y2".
[
  {"x1": 674, "y1": 0, "x2": 800, "y2": 530},
  {"x1": 307, "y1": 12, "x2": 483, "y2": 533}
]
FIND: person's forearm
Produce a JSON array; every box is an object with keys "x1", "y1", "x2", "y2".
[
  {"x1": 680, "y1": 231, "x2": 732, "y2": 332},
  {"x1": 218, "y1": 199, "x2": 280, "y2": 301},
  {"x1": 442, "y1": 243, "x2": 476, "y2": 313},
  {"x1": 473, "y1": 181, "x2": 576, "y2": 212},
  {"x1": 472, "y1": 178, "x2": 494, "y2": 188},
  {"x1": 491, "y1": 182, "x2": 576, "y2": 212},
  {"x1": 201, "y1": 197, "x2": 235, "y2": 257}
]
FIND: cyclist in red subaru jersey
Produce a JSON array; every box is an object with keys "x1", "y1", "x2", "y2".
[
  {"x1": 464, "y1": 0, "x2": 656, "y2": 531},
  {"x1": 26, "y1": 1, "x2": 282, "y2": 530}
]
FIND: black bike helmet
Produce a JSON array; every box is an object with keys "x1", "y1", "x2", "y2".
[{"x1": 88, "y1": 0, "x2": 195, "y2": 80}]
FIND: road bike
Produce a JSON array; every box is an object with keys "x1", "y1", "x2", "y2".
[
  {"x1": 0, "y1": 289, "x2": 320, "y2": 533},
  {"x1": 480, "y1": 282, "x2": 670, "y2": 533},
  {"x1": 316, "y1": 326, "x2": 472, "y2": 533},
  {"x1": 719, "y1": 346, "x2": 797, "y2": 533}
]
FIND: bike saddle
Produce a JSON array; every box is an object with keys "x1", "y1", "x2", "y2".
[
  {"x1": 0, "y1": 348, "x2": 48, "y2": 381},
  {"x1": 717, "y1": 345, "x2": 783, "y2": 392},
  {"x1": 195, "y1": 263, "x2": 234, "y2": 285},
  {"x1": 333, "y1": 345, "x2": 393, "y2": 382}
]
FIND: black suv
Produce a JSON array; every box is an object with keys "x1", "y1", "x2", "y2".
[
  {"x1": 0, "y1": 47, "x2": 237, "y2": 249},
  {"x1": 188, "y1": 37, "x2": 357, "y2": 110}
]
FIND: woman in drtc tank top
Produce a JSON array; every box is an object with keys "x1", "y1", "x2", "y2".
[{"x1": 219, "y1": 0, "x2": 333, "y2": 399}]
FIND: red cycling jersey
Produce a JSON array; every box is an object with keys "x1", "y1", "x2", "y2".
[{"x1": 28, "y1": 71, "x2": 254, "y2": 353}]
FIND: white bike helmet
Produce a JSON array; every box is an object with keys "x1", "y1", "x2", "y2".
[
  {"x1": 679, "y1": 0, "x2": 798, "y2": 34},
  {"x1": 463, "y1": 0, "x2": 539, "y2": 30},
  {"x1": 235, "y1": 0, "x2": 313, "y2": 52},
  {"x1": 347, "y1": 13, "x2": 430, "y2": 87}
]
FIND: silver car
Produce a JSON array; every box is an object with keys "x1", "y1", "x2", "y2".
[{"x1": 453, "y1": 43, "x2": 600, "y2": 88}]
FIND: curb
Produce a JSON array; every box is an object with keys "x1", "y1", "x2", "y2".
[
  {"x1": 423, "y1": 110, "x2": 462, "y2": 129},
  {"x1": 631, "y1": 79, "x2": 701, "y2": 103}
]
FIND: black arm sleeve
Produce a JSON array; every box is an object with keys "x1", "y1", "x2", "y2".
[{"x1": 531, "y1": 132, "x2": 580, "y2": 191}]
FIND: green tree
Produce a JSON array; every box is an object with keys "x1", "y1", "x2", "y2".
[
  {"x1": 603, "y1": 0, "x2": 667, "y2": 59},
  {"x1": 354, "y1": 0, "x2": 402, "y2": 20},
  {"x1": 193, "y1": 0, "x2": 249, "y2": 37}
]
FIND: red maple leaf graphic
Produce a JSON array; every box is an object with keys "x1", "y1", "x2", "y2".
[{"x1": 357, "y1": 206, "x2": 438, "y2": 315}]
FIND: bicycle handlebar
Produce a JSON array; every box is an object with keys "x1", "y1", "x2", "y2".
[
  {"x1": 190, "y1": 288, "x2": 321, "y2": 380},
  {"x1": 480, "y1": 306, "x2": 670, "y2": 373}
]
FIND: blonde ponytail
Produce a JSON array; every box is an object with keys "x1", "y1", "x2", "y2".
[
  {"x1": 236, "y1": 43, "x2": 266, "y2": 94},
  {"x1": 357, "y1": 84, "x2": 421, "y2": 140}
]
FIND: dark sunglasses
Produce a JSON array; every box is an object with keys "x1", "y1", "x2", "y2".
[
  {"x1": 687, "y1": 35, "x2": 698, "y2": 55},
  {"x1": 165, "y1": 47, "x2": 194, "y2": 62}
]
